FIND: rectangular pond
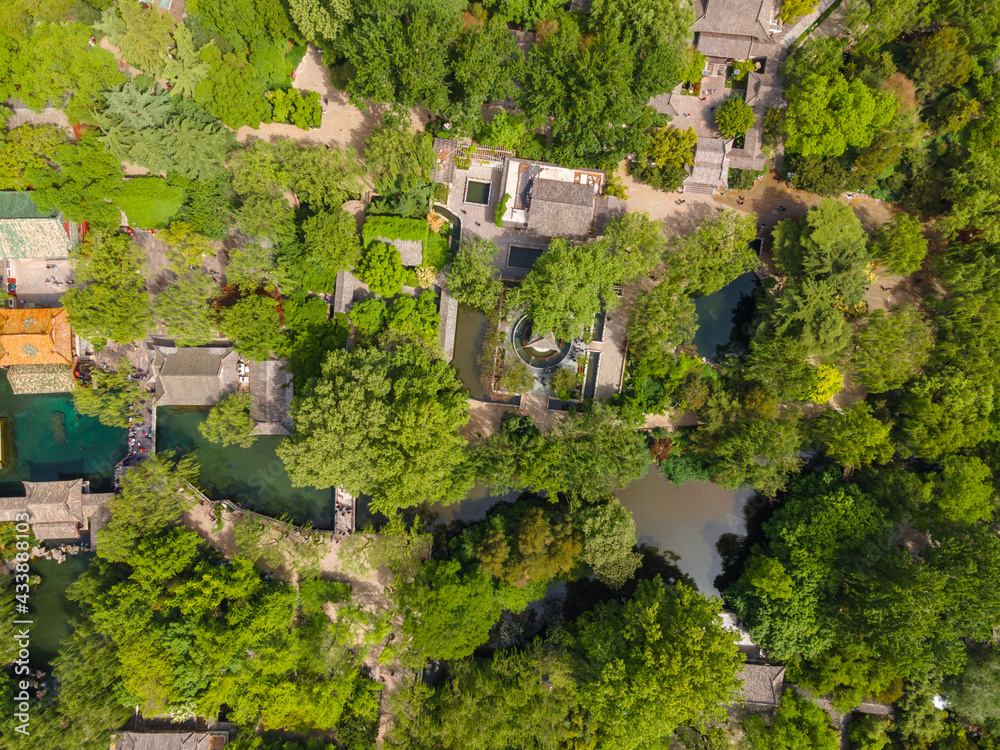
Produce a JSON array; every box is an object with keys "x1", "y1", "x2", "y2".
[
  {"x1": 464, "y1": 180, "x2": 491, "y2": 205},
  {"x1": 155, "y1": 406, "x2": 332, "y2": 527},
  {"x1": 0, "y1": 373, "x2": 127, "y2": 494},
  {"x1": 507, "y1": 245, "x2": 545, "y2": 270}
]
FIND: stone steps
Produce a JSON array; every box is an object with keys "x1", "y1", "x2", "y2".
[{"x1": 682, "y1": 182, "x2": 717, "y2": 195}]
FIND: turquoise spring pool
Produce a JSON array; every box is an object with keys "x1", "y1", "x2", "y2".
[{"x1": 0, "y1": 373, "x2": 127, "y2": 493}]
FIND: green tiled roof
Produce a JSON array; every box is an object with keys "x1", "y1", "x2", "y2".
[
  {"x1": 6, "y1": 364, "x2": 75, "y2": 394},
  {"x1": 0, "y1": 218, "x2": 72, "y2": 259},
  {"x1": 0, "y1": 192, "x2": 58, "y2": 220}
]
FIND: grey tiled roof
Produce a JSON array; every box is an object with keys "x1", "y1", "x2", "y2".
[
  {"x1": 154, "y1": 347, "x2": 236, "y2": 406},
  {"x1": 249, "y1": 359, "x2": 293, "y2": 436},
  {"x1": 0, "y1": 218, "x2": 71, "y2": 259},
  {"x1": 693, "y1": 0, "x2": 778, "y2": 40},
  {"x1": 527, "y1": 179, "x2": 597, "y2": 238},
  {"x1": 739, "y1": 664, "x2": 785, "y2": 706},
  {"x1": 697, "y1": 32, "x2": 755, "y2": 59},
  {"x1": 0, "y1": 479, "x2": 111, "y2": 542},
  {"x1": 115, "y1": 732, "x2": 229, "y2": 750},
  {"x1": 745, "y1": 73, "x2": 785, "y2": 107}
]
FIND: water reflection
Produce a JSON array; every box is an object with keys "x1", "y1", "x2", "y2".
[
  {"x1": 451, "y1": 304, "x2": 489, "y2": 400},
  {"x1": 615, "y1": 471, "x2": 754, "y2": 596}
]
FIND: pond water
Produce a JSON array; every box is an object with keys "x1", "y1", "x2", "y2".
[
  {"x1": 464, "y1": 180, "x2": 491, "y2": 205},
  {"x1": 0, "y1": 373, "x2": 127, "y2": 493},
  {"x1": 692, "y1": 272, "x2": 759, "y2": 362},
  {"x1": 452, "y1": 304, "x2": 490, "y2": 400},
  {"x1": 28, "y1": 553, "x2": 93, "y2": 668},
  {"x1": 507, "y1": 246, "x2": 544, "y2": 270},
  {"x1": 615, "y1": 471, "x2": 753, "y2": 595},
  {"x1": 424, "y1": 483, "x2": 524, "y2": 525},
  {"x1": 155, "y1": 407, "x2": 332, "y2": 527}
]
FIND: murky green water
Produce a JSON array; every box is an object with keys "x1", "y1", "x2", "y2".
[
  {"x1": 28, "y1": 553, "x2": 93, "y2": 668},
  {"x1": 615, "y1": 472, "x2": 753, "y2": 595},
  {"x1": 155, "y1": 407, "x2": 333, "y2": 527},
  {"x1": 692, "y1": 273, "x2": 758, "y2": 362},
  {"x1": 0, "y1": 372, "x2": 127, "y2": 493},
  {"x1": 452, "y1": 304, "x2": 489, "y2": 400}
]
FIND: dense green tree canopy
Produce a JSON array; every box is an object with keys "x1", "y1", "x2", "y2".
[
  {"x1": 783, "y1": 73, "x2": 897, "y2": 157},
  {"x1": 278, "y1": 344, "x2": 472, "y2": 513},
  {"x1": 73, "y1": 358, "x2": 147, "y2": 428},
  {"x1": 666, "y1": 209, "x2": 758, "y2": 294},
  {"x1": 63, "y1": 230, "x2": 153, "y2": 346},
  {"x1": 715, "y1": 97, "x2": 756, "y2": 139},
  {"x1": 510, "y1": 238, "x2": 619, "y2": 341},
  {"x1": 572, "y1": 580, "x2": 744, "y2": 750},
  {"x1": 446, "y1": 237, "x2": 502, "y2": 312},
  {"x1": 199, "y1": 393, "x2": 257, "y2": 448},
  {"x1": 817, "y1": 403, "x2": 894, "y2": 469},
  {"x1": 221, "y1": 294, "x2": 283, "y2": 361}
]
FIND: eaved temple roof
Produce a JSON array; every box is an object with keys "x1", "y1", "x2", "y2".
[
  {"x1": 0, "y1": 479, "x2": 113, "y2": 542},
  {"x1": 0, "y1": 308, "x2": 73, "y2": 367},
  {"x1": 249, "y1": 359, "x2": 293, "y2": 436},
  {"x1": 738, "y1": 664, "x2": 786, "y2": 707},
  {"x1": 692, "y1": 0, "x2": 779, "y2": 40},
  {"x1": 154, "y1": 347, "x2": 239, "y2": 406},
  {"x1": 6, "y1": 363, "x2": 75, "y2": 394},
  {"x1": 527, "y1": 178, "x2": 597, "y2": 238},
  {"x1": 114, "y1": 732, "x2": 229, "y2": 750}
]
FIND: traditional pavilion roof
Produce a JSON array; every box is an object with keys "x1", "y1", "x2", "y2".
[
  {"x1": 0, "y1": 308, "x2": 73, "y2": 367},
  {"x1": 692, "y1": 0, "x2": 778, "y2": 41},
  {"x1": 0, "y1": 218, "x2": 71, "y2": 259},
  {"x1": 114, "y1": 732, "x2": 229, "y2": 750},
  {"x1": 0, "y1": 479, "x2": 111, "y2": 542},
  {"x1": 526, "y1": 178, "x2": 596, "y2": 238},
  {"x1": 6, "y1": 363, "x2": 75, "y2": 394},
  {"x1": 249, "y1": 359, "x2": 293, "y2": 436},
  {"x1": 154, "y1": 347, "x2": 238, "y2": 406}
]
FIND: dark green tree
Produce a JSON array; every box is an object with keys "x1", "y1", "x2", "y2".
[
  {"x1": 277, "y1": 344, "x2": 472, "y2": 513},
  {"x1": 446, "y1": 237, "x2": 502, "y2": 312},
  {"x1": 221, "y1": 295, "x2": 283, "y2": 361},
  {"x1": 199, "y1": 393, "x2": 257, "y2": 448}
]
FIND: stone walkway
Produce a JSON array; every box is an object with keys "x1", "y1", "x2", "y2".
[{"x1": 4, "y1": 106, "x2": 74, "y2": 136}]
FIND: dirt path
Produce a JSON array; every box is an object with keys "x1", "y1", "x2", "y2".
[
  {"x1": 184, "y1": 500, "x2": 418, "y2": 742},
  {"x1": 236, "y1": 45, "x2": 431, "y2": 157}
]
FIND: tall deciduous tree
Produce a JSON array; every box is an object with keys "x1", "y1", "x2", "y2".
[
  {"x1": 627, "y1": 281, "x2": 698, "y2": 370},
  {"x1": 572, "y1": 580, "x2": 744, "y2": 750},
  {"x1": 296, "y1": 209, "x2": 362, "y2": 293},
  {"x1": 97, "y1": 0, "x2": 175, "y2": 76},
  {"x1": 715, "y1": 97, "x2": 755, "y2": 139},
  {"x1": 872, "y1": 213, "x2": 927, "y2": 274},
  {"x1": 510, "y1": 238, "x2": 619, "y2": 341},
  {"x1": 817, "y1": 403, "x2": 894, "y2": 469},
  {"x1": 601, "y1": 212, "x2": 667, "y2": 282},
  {"x1": 221, "y1": 294, "x2": 282, "y2": 361},
  {"x1": 772, "y1": 198, "x2": 870, "y2": 304},
  {"x1": 363, "y1": 123, "x2": 437, "y2": 196},
  {"x1": 62, "y1": 230, "x2": 152, "y2": 346},
  {"x1": 447, "y1": 237, "x2": 503, "y2": 312},
  {"x1": 850, "y1": 306, "x2": 932, "y2": 392},
  {"x1": 31, "y1": 132, "x2": 124, "y2": 227},
  {"x1": 783, "y1": 73, "x2": 897, "y2": 157},
  {"x1": 199, "y1": 393, "x2": 257, "y2": 448},
  {"x1": 154, "y1": 268, "x2": 219, "y2": 346},
  {"x1": 277, "y1": 344, "x2": 472, "y2": 513},
  {"x1": 666, "y1": 209, "x2": 757, "y2": 294},
  {"x1": 73, "y1": 358, "x2": 147, "y2": 427}
]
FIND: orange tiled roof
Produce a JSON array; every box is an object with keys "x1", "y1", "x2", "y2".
[{"x1": 0, "y1": 308, "x2": 73, "y2": 366}]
